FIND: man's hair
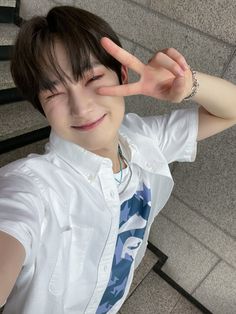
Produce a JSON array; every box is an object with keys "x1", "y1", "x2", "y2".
[{"x1": 10, "y1": 6, "x2": 123, "y2": 116}]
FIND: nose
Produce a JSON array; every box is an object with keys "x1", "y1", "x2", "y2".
[{"x1": 69, "y1": 84, "x2": 93, "y2": 117}]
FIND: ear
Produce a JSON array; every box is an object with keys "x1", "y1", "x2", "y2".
[{"x1": 121, "y1": 65, "x2": 128, "y2": 84}]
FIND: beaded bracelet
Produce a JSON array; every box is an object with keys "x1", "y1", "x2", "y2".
[{"x1": 183, "y1": 66, "x2": 200, "y2": 101}]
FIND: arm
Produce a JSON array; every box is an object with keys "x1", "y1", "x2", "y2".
[
  {"x1": 0, "y1": 231, "x2": 25, "y2": 306},
  {"x1": 188, "y1": 71, "x2": 236, "y2": 141},
  {"x1": 192, "y1": 71, "x2": 236, "y2": 120}
]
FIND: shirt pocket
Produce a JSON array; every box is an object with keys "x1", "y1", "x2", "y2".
[
  {"x1": 68, "y1": 224, "x2": 94, "y2": 284},
  {"x1": 48, "y1": 227, "x2": 72, "y2": 296},
  {"x1": 48, "y1": 224, "x2": 94, "y2": 296}
]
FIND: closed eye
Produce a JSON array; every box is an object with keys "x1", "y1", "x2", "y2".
[
  {"x1": 87, "y1": 75, "x2": 103, "y2": 84},
  {"x1": 45, "y1": 93, "x2": 64, "y2": 101},
  {"x1": 46, "y1": 94, "x2": 58, "y2": 100}
]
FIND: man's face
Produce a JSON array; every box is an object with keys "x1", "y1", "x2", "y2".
[{"x1": 39, "y1": 40, "x2": 128, "y2": 153}]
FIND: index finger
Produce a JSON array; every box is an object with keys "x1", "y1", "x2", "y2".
[{"x1": 100, "y1": 37, "x2": 145, "y2": 75}]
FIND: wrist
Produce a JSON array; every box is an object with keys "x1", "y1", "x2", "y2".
[{"x1": 183, "y1": 67, "x2": 200, "y2": 101}]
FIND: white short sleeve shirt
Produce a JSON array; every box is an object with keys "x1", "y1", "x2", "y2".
[{"x1": 0, "y1": 105, "x2": 199, "y2": 314}]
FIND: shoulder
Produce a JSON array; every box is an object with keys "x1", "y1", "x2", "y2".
[
  {"x1": 122, "y1": 112, "x2": 156, "y2": 138},
  {"x1": 0, "y1": 152, "x2": 53, "y2": 193},
  {"x1": 0, "y1": 151, "x2": 46, "y2": 175},
  {"x1": 122, "y1": 106, "x2": 198, "y2": 137}
]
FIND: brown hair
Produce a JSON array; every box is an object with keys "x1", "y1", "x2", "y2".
[{"x1": 10, "y1": 6, "x2": 123, "y2": 116}]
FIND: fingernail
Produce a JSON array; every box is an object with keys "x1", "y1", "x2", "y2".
[{"x1": 179, "y1": 70, "x2": 185, "y2": 77}]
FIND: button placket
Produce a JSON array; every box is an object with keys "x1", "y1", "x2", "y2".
[
  {"x1": 88, "y1": 174, "x2": 95, "y2": 182},
  {"x1": 100, "y1": 173, "x2": 118, "y2": 202}
]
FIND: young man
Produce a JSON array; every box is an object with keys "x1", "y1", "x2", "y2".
[{"x1": 0, "y1": 5, "x2": 236, "y2": 314}]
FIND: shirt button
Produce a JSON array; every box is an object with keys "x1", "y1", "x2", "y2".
[
  {"x1": 103, "y1": 265, "x2": 108, "y2": 271},
  {"x1": 146, "y1": 162, "x2": 151, "y2": 168},
  {"x1": 88, "y1": 174, "x2": 94, "y2": 182},
  {"x1": 110, "y1": 190, "x2": 115, "y2": 198}
]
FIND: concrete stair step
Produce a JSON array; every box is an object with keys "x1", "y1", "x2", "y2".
[
  {"x1": 0, "y1": 138, "x2": 48, "y2": 168},
  {"x1": 0, "y1": 0, "x2": 16, "y2": 7},
  {"x1": 0, "y1": 60, "x2": 14, "y2": 90},
  {"x1": 0, "y1": 100, "x2": 48, "y2": 141},
  {"x1": 127, "y1": 248, "x2": 159, "y2": 299},
  {"x1": 0, "y1": 23, "x2": 19, "y2": 46},
  {"x1": 119, "y1": 269, "x2": 203, "y2": 314},
  {"x1": 119, "y1": 248, "x2": 202, "y2": 313}
]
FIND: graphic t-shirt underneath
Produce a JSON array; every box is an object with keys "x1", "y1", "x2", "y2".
[{"x1": 96, "y1": 164, "x2": 152, "y2": 313}]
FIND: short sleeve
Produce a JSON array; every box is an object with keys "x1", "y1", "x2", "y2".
[
  {"x1": 0, "y1": 173, "x2": 45, "y2": 266},
  {"x1": 141, "y1": 105, "x2": 199, "y2": 163}
]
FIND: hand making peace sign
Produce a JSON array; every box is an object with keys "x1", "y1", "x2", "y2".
[{"x1": 97, "y1": 37, "x2": 194, "y2": 103}]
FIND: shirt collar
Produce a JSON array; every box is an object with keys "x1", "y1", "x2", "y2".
[
  {"x1": 119, "y1": 123, "x2": 172, "y2": 178},
  {"x1": 47, "y1": 124, "x2": 171, "y2": 180}
]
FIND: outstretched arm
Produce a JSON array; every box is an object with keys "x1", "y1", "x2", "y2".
[{"x1": 0, "y1": 231, "x2": 25, "y2": 307}]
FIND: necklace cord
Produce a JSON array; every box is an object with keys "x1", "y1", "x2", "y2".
[
  {"x1": 114, "y1": 142, "x2": 133, "y2": 194},
  {"x1": 114, "y1": 144, "x2": 123, "y2": 184}
]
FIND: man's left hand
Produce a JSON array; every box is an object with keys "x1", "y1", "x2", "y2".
[{"x1": 97, "y1": 37, "x2": 193, "y2": 103}]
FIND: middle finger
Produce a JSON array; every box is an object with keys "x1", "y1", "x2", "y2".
[{"x1": 149, "y1": 51, "x2": 186, "y2": 76}]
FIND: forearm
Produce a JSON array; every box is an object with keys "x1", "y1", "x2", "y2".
[{"x1": 191, "y1": 71, "x2": 236, "y2": 120}]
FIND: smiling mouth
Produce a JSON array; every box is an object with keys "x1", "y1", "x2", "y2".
[{"x1": 72, "y1": 114, "x2": 107, "y2": 131}]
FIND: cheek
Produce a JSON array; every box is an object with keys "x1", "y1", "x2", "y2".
[
  {"x1": 44, "y1": 102, "x2": 68, "y2": 124},
  {"x1": 108, "y1": 97, "x2": 125, "y2": 120},
  {"x1": 100, "y1": 95, "x2": 125, "y2": 111}
]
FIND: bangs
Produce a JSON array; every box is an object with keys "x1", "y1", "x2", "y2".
[
  {"x1": 36, "y1": 35, "x2": 96, "y2": 93},
  {"x1": 34, "y1": 12, "x2": 122, "y2": 93},
  {"x1": 10, "y1": 6, "x2": 123, "y2": 116}
]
